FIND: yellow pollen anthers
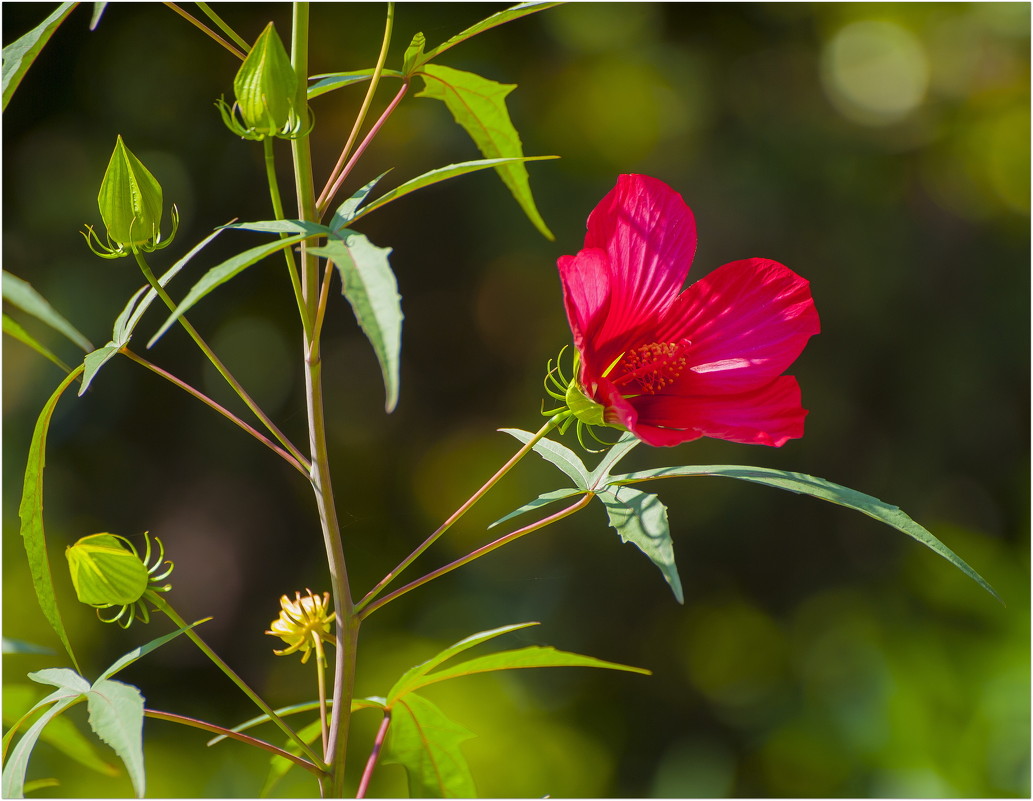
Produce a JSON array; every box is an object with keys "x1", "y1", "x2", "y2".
[
  {"x1": 266, "y1": 589, "x2": 336, "y2": 664},
  {"x1": 616, "y1": 341, "x2": 688, "y2": 394}
]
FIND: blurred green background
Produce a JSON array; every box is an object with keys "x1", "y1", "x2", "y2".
[{"x1": 3, "y1": 2, "x2": 1029, "y2": 797}]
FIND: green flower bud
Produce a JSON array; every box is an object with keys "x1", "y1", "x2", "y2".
[
  {"x1": 66, "y1": 532, "x2": 173, "y2": 628},
  {"x1": 220, "y1": 22, "x2": 303, "y2": 140},
  {"x1": 84, "y1": 136, "x2": 178, "y2": 258}
]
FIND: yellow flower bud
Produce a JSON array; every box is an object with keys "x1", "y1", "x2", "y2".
[{"x1": 266, "y1": 590, "x2": 335, "y2": 663}]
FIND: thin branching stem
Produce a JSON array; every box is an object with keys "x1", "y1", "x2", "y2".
[
  {"x1": 356, "y1": 710, "x2": 391, "y2": 798},
  {"x1": 163, "y1": 3, "x2": 245, "y2": 59},
  {"x1": 195, "y1": 1, "x2": 251, "y2": 54}
]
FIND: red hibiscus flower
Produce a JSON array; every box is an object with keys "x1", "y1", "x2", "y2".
[{"x1": 555, "y1": 174, "x2": 820, "y2": 448}]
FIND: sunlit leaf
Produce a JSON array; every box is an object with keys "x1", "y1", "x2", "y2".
[
  {"x1": 89, "y1": 3, "x2": 107, "y2": 30},
  {"x1": 609, "y1": 465, "x2": 1001, "y2": 603},
  {"x1": 1, "y1": 638, "x2": 53, "y2": 655},
  {"x1": 382, "y1": 693, "x2": 476, "y2": 798},
  {"x1": 329, "y1": 173, "x2": 389, "y2": 230},
  {"x1": 1, "y1": 695, "x2": 82, "y2": 798},
  {"x1": 221, "y1": 219, "x2": 330, "y2": 237},
  {"x1": 348, "y1": 157, "x2": 557, "y2": 226},
  {"x1": 98, "y1": 619, "x2": 208, "y2": 682},
  {"x1": 85, "y1": 678, "x2": 145, "y2": 798},
  {"x1": 2, "y1": 2, "x2": 77, "y2": 111},
  {"x1": 2, "y1": 271, "x2": 92, "y2": 352},
  {"x1": 407, "y1": 644, "x2": 650, "y2": 691},
  {"x1": 311, "y1": 233, "x2": 401, "y2": 412},
  {"x1": 586, "y1": 433, "x2": 641, "y2": 488},
  {"x1": 148, "y1": 233, "x2": 310, "y2": 347},
  {"x1": 2, "y1": 685, "x2": 116, "y2": 777},
  {"x1": 416, "y1": 64, "x2": 554, "y2": 239},
  {"x1": 489, "y1": 487, "x2": 584, "y2": 530},
  {"x1": 388, "y1": 622, "x2": 539, "y2": 703},
  {"x1": 401, "y1": 32, "x2": 425, "y2": 75},
  {"x1": 307, "y1": 69, "x2": 405, "y2": 100},
  {"x1": 500, "y1": 428, "x2": 590, "y2": 489},
  {"x1": 416, "y1": 2, "x2": 562, "y2": 68},
  {"x1": 597, "y1": 486, "x2": 684, "y2": 603},
  {"x1": 19, "y1": 366, "x2": 85, "y2": 673},
  {"x1": 3, "y1": 313, "x2": 72, "y2": 373}
]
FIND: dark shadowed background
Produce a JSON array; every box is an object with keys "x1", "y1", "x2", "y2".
[{"x1": 3, "y1": 3, "x2": 1029, "y2": 797}]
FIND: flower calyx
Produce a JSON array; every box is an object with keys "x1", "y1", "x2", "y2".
[
  {"x1": 542, "y1": 346, "x2": 626, "y2": 452},
  {"x1": 266, "y1": 589, "x2": 335, "y2": 664},
  {"x1": 217, "y1": 22, "x2": 311, "y2": 141},
  {"x1": 82, "y1": 135, "x2": 178, "y2": 259},
  {"x1": 65, "y1": 532, "x2": 174, "y2": 628}
]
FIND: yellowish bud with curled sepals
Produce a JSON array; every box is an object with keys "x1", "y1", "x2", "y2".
[
  {"x1": 266, "y1": 590, "x2": 335, "y2": 663},
  {"x1": 217, "y1": 22, "x2": 309, "y2": 141},
  {"x1": 65, "y1": 532, "x2": 174, "y2": 628},
  {"x1": 82, "y1": 136, "x2": 178, "y2": 258}
]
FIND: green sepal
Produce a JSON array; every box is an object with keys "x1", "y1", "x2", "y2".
[
  {"x1": 97, "y1": 136, "x2": 164, "y2": 249},
  {"x1": 66, "y1": 534, "x2": 149, "y2": 607}
]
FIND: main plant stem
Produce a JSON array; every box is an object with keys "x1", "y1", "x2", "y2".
[{"x1": 290, "y1": 4, "x2": 356, "y2": 795}]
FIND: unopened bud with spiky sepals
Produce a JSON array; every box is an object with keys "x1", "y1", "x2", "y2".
[
  {"x1": 65, "y1": 532, "x2": 174, "y2": 628},
  {"x1": 542, "y1": 346, "x2": 627, "y2": 452},
  {"x1": 217, "y1": 22, "x2": 310, "y2": 141},
  {"x1": 266, "y1": 590, "x2": 335, "y2": 664},
  {"x1": 82, "y1": 136, "x2": 178, "y2": 258}
]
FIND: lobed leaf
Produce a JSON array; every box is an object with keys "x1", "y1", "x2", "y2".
[
  {"x1": 348, "y1": 157, "x2": 557, "y2": 226},
  {"x1": 329, "y1": 173, "x2": 389, "y2": 230},
  {"x1": 3, "y1": 313, "x2": 72, "y2": 373},
  {"x1": 610, "y1": 465, "x2": 1001, "y2": 603},
  {"x1": 416, "y1": 2, "x2": 563, "y2": 68},
  {"x1": 148, "y1": 233, "x2": 310, "y2": 348},
  {"x1": 2, "y1": 271, "x2": 92, "y2": 352},
  {"x1": 19, "y1": 366, "x2": 85, "y2": 673},
  {"x1": 382, "y1": 693, "x2": 476, "y2": 798},
  {"x1": 2, "y1": 3, "x2": 77, "y2": 111},
  {"x1": 587, "y1": 433, "x2": 641, "y2": 488},
  {"x1": 85, "y1": 679, "x2": 145, "y2": 797},
  {"x1": 1, "y1": 695, "x2": 82, "y2": 798},
  {"x1": 416, "y1": 64, "x2": 554, "y2": 239},
  {"x1": 388, "y1": 622, "x2": 539, "y2": 703},
  {"x1": 500, "y1": 428, "x2": 590, "y2": 489},
  {"x1": 311, "y1": 233, "x2": 402, "y2": 412},
  {"x1": 597, "y1": 486, "x2": 684, "y2": 603}
]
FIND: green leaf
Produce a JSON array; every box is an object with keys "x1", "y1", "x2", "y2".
[
  {"x1": 382, "y1": 693, "x2": 476, "y2": 798},
  {"x1": 587, "y1": 433, "x2": 641, "y2": 488},
  {"x1": 89, "y1": 3, "x2": 107, "y2": 30},
  {"x1": 489, "y1": 487, "x2": 584, "y2": 530},
  {"x1": 329, "y1": 173, "x2": 388, "y2": 230},
  {"x1": 311, "y1": 232, "x2": 401, "y2": 412},
  {"x1": 500, "y1": 428, "x2": 589, "y2": 489},
  {"x1": 417, "y1": 2, "x2": 563, "y2": 68},
  {"x1": 2, "y1": 2, "x2": 77, "y2": 111},
  {"x1": 348, "y1": 157, "x2": 558, "y2": 226},
  {"x1": 260, "y1": 717, "x2": 322, "y2": 797},
  {"x1": 221, "y1": 219, "x2": 330, "y2": 237},
  {"x1": 19, "y1": 366, "x2": 85, "y2": 673},
  {"x1": 416, "y1": 64, "x2": 554, "y2": 240},
  {"x1": 610, "y1": 465, "x2": 1002, "y2": 603},
  {"x1": 147, "y1": 233, "x2": 310, "y2": 348},
  {"x1": 1, "y1": 695, "x2": 82, "y2": 798},
  {"x1": 388, "y1": 622, "x2": 539, "y2": 703},
  {"x1": 80, "y1": 228, "x2": 224, "y2": 396},
  {"x1": 2, "y1": 271, "x2": 93, "y2": 352},
  {"x1": 401, "y1": 32, "x2": 426, "y2": 75},
  {"x1": 28, "y1": 667, "x2": 90, "y2": 695},
  {"x1": 1, "y1": 638, "x2": 54, "y2": 655},
  {"x1": 307, "y1": 69, "x2": 405, "y2": 100},
  {"x1": 97, "y1": 618, "x2": 209, "y2": 682},
  {"x1": 597, "y1": 486, "x2": 684, "y2": 603},
  {"x1": 3, "y1": 313, "x2": 73, "y2": 373},
  {"x1": 2, "y1": 685, "x2": 116, "y2": 778},
  {"x1": 85, "y1": 678, "x2": 145, "y2": 798},
  {"x1": 407, "y1": 644, "x2": 650, "y2": 692}
]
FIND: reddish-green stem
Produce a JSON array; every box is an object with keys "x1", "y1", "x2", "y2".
[
  {"x1": 356, "y1": 710, "x2": 391, "y2": 798},
  {"x1": 357, "y1": 493, "x2": 593, "y2": 620}
]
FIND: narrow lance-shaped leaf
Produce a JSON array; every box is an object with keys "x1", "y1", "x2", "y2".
[
  {"x1": 489, "y1": 487, "x2": 585, "y2": 530},
  {"x1": 416, "y1": 64, "x2": 554, "y2": 240},
  {"x1": 2, "y1": 2, "x2": 77, "y2": 111},
  {"x1": 610, "y1": 465, "x2": 1002, "y2": 603},
  {"x1": 311, "y1": 232, "x2": 401, "y2": 413},
  {"x1": 329, "y1": 173, "x2": 389, "y2": 230},
  {"x1": 85, "y1": 679, "x2": 145, "y2": 798},
  {"x1": 2, "y1": 271, "x2": 93, "y2": 352},
  {"x1": 19, "y1": 366, "x2": 85, "y2": 672},
  {"x1": 148, "y1": 233, "x2": 311, "y2": 347},
  {"x1": 307, "y1": 69, "x2": 406, "y2": 100},
  {"x1": 500, "y1": 428, "x2": 590, "y2": 489},
  {"x1": 382, "y1": 693, "x2": 476, "y2": 799},
  {"x1": 1, "y1": 695, "x2": 83, "y2": 798},
  {"x1": 416, "y1": 3, "x2": 563, "y2": 68},
  {"x1": 348, "y1": 157, "x2": 557, "y2": 226},
  {"x1": 597, "y1": 485, "x2": 684, "y2": 604},
  {"x1": 388, "y1": 622, "x2": 539, "y2": 703},
  {"x1": 3, "y1": 314, "x2": 73, "y2": 373}
]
